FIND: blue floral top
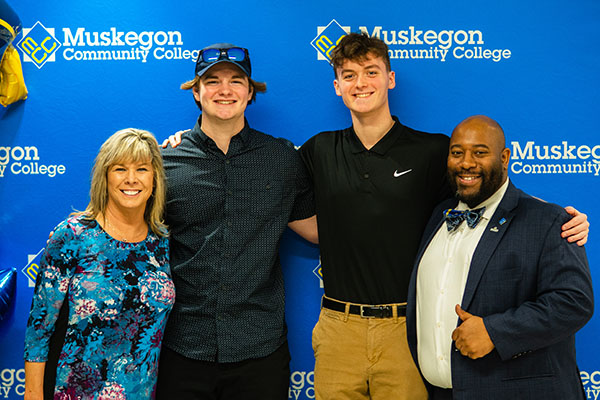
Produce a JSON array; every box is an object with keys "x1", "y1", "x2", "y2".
[{"x1": 24, "y1": 216, "x2": 175, "y2": 400}]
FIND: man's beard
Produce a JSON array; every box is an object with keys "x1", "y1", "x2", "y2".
[{"x1": 449, "y1": 164, "x2": 504, "y2": 208}]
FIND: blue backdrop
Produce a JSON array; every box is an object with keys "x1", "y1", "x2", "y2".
[{"x1": 1, "y1": 1, "x2": 598, "y2": 398}]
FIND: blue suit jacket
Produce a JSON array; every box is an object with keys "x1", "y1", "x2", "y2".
[{"x1": 407, "y1": 181, "x2": 593, "y2": 399}]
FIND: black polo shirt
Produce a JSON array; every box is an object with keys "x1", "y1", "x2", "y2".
[
  {"x1": 300, "y1": 117, "x2": 451, "y2": 305},
  {"x1": 162, "y1": 117, "x2": 314, "y2": 362}
]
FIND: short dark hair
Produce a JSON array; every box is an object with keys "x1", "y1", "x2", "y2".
[{"x1": 330, "y1": 32, "x2": 391, "y2": 77}]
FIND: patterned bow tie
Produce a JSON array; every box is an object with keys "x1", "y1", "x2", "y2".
[{"x1": 443, "y1": 207, "x2": 486, "y2": 232}]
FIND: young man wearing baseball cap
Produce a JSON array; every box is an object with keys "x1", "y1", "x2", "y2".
[{"x1": 157, "y1": 43, "x2": 317, "y2": 400}]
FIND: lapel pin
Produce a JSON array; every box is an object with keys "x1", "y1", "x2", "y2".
[
  {"x1": 490, "y1": 227, "x2": 499, "y2": 232},
  {"x1": 499, "y1": 218, "x2": 506, "y2": 225}
]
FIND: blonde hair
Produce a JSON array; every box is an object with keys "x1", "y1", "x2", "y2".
[{"x1": 74, "y1": 128, "x2": 168, "y2": 236}]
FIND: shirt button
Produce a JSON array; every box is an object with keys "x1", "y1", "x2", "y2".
[
  {"x1": 266, "y1": 184, "x2": 271, "y2": 189},
  {"x1": 223, "y1": 253, "x2": 230, "y2": 258},
  {"x1": 217, "y1": 314, "x2": 225, "y2": 321},
  {"x1": 225, "y1": 159, "x2": 231, "y2": 164},
  {"x1": 438, "y1": 355, "x2": 444, "y2": 361},
  {"x1": 227, "y1": 221, "x2": 232, "y2": 227},
  {"x1": 437, "y1": 322, "x2": 441, "y2": 328},
  {"x1": 363, "y1": 173, "x2": 369, "y2": 179},
  {"x1": 226, "y1": 190, "x2": 233, "y2": 195}
]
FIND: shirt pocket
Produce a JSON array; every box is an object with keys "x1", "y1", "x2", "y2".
[{"x1": 251, "y1": 179, "x2": 283, "y2": 217}]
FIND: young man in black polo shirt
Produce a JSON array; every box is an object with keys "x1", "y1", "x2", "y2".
[
  {"x1": 299, "y1": 32, "x2": 589, "y2": 400},
  {"x1": 157, "y1": 43, "x2": 317, "y2": 400}
]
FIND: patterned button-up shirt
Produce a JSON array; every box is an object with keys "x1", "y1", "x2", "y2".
[{"x1": 162, "y1": 117, "x2": 314, "y2": 362}]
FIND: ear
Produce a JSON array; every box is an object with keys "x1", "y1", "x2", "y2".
[
  {"x1": 192, "y1": 84, "x2": 201, "y2": 102},
  {"x1": 501, "y1": 147, "x2": 511, "y2": 171},
  {"x1": 333, "y1": 79, "x2": 342, "y2": 97},
  {"x1": 247, "y1": 82, "x2": 254, "y2": 102},
  {"x1": 388, "y1": 70, "x2": 396, "y2": 90}
]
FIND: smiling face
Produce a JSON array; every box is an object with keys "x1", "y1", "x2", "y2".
[
  {"x1": 106, "y1": 160, "x2": 154, "y2": 216},
  {"x1": 333, "y1": 53, "x2": 395, "y2": 118},
  {"x1": 193, "y1": 62, "x2": 253, "y2": 125},
  {"x1": 447, "y1": 116, "x2": 510, "y2": 208}
]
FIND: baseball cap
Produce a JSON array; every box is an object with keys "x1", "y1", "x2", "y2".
[{"x1": 194, "y1": 43, "x2": 252, "y2": 78}]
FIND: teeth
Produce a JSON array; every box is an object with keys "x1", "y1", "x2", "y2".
[
  {"x1": 355, "y1": 93, "x2": 370, "y2": 98},
  {"x1": 461, "y1": 176, "x2": 478, "y2": 181},
  {"x1": 217, "y1": 100, "x2": 234, "y2": 104},
  {"x1": 123, "y1": 190, "x2": 140, "y2": 195}
]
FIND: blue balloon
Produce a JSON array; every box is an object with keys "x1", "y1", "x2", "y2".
[
  {"x1": 0, "y1": 0, "x2": 22, "y2": 57},
  {"x1": 0, "y1": 268, "x2": 17, "y2": 322}
]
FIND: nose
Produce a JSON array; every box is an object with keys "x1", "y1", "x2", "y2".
[
  {"x1": 218, "y1": 82, "x2": 233, "y2": 95},
  {"x1": 460, "y1": 152, "x2": 477, "y2": 169},
  {"x1": 124, "y1": 169, "x2": 138, "y2": 184},
  {"x1": 356, "y1": 73, "x2": 367, "y2": 88}
]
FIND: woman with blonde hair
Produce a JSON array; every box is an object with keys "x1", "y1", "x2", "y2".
[{"x1": 24, "y1": 128, "x2": 174, "y2": 400}]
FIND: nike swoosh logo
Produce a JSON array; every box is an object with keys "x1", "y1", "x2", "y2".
[{"x1": 394, "y1": 169, "x2": 413, "y2": 178}]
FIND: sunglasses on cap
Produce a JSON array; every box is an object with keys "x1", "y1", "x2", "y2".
[
  {"x1": 195, "y1": 46, "x2": 251, "y2": 78},
  {"x1": 199, "y1": 47, "x2": 248, "y2": 63}
]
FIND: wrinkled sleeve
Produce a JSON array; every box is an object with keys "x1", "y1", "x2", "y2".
[
  {"x1": 24, "y1": 220, "x2": 77, "y2": 362},
  {"x1": 298, "y1": 136, "x2": 315, "y2": 180}
]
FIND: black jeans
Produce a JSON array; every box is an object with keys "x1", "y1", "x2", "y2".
[{"x1": 156, "y1": 342, "x2": 291, "y2": 400}]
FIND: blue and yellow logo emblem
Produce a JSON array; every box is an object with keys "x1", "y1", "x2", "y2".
[
  {"x1": 16, "y1": 21, "x2": 61, "y2": 69},
  {"x1": 311, "y1": 19, "x2": 350, "y2": 61},
  {"x1": 313, "y1": 258, "x2": 323, "y2": 288},
  {"x1": 21, "y1": 248, "x2": 44, "y2": 287}
]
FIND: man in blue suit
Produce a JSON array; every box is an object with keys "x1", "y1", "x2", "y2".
[{"x1": 406, "y1": 115, "x2": 594, "y2": 399}]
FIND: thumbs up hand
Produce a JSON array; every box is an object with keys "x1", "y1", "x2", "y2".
[{"x1": 451, "y1": 304, "x2": 495, "y2": 359}]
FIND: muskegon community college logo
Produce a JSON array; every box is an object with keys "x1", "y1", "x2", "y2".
[
  {"x1": 313, "y1": 257, "x2": 323, "y2": 288},
  {"x1": 21, "y1": 248, "x2": 44, "y2": 288},
  {"x1": 311, "y1": 19, "x2": 512, "y2": 63},
  {"x1": 16, "y1": 21, "x2": 61, "y2": 69},
  {"x1": 311, "y1": 19, "x2": 349, "y2": 61}
]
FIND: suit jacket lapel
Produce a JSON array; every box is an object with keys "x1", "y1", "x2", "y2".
[{"x1": 460, "y1": 182, "x2": 520, "y2": 311}]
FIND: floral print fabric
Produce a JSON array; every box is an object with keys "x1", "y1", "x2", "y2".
[{"x1": 24, "y1": 216, "x2": 174, "y2": 399}]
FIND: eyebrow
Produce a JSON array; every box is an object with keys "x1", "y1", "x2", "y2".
[
  {"x1": 203, "y1": 74, "x2": 246, "y2": 80},
  {"x1": 450, "y1": 143, "x2": 490, "y2": 148},
  {"x1": 112, "y1": 160, "x2": 152, "y2": 166},
  {"x1": 340, "y1": 64, "x2": 382, "y2": 74}
]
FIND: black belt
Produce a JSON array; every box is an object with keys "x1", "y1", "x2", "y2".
[{"x1": 321, "y1": 297, "x2": 406, "y2": 318}]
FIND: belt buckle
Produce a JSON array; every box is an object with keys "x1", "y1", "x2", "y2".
[
  {"x1": 361, "y1": 305, "x2": 392, "y2": 318},
  {"x1": 360, "y1": 305, "x2": 388, "y2": 318},
  {"x1": 360, "y1": 305, "x2": 374, "y2": 318}
]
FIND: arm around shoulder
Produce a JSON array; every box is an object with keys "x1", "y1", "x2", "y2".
[
  {"x1": 561, "y1": 205, "x2": 589, "y2": 246},
  {"x1": 288, "y1": 215, "x2": 318, "y2": 244}
]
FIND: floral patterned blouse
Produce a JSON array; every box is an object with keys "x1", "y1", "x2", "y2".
[{"x1": 24, "y1": 216, "x2": 175, "y2": 400}]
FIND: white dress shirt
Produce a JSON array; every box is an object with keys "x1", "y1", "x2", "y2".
[{"x1": 416, "y1": 179, "x2": 509, "y2": 388}]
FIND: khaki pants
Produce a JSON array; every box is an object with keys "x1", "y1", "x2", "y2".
[{"x1": 312, "y1": 303, "x2": 428, "y2": 400}]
